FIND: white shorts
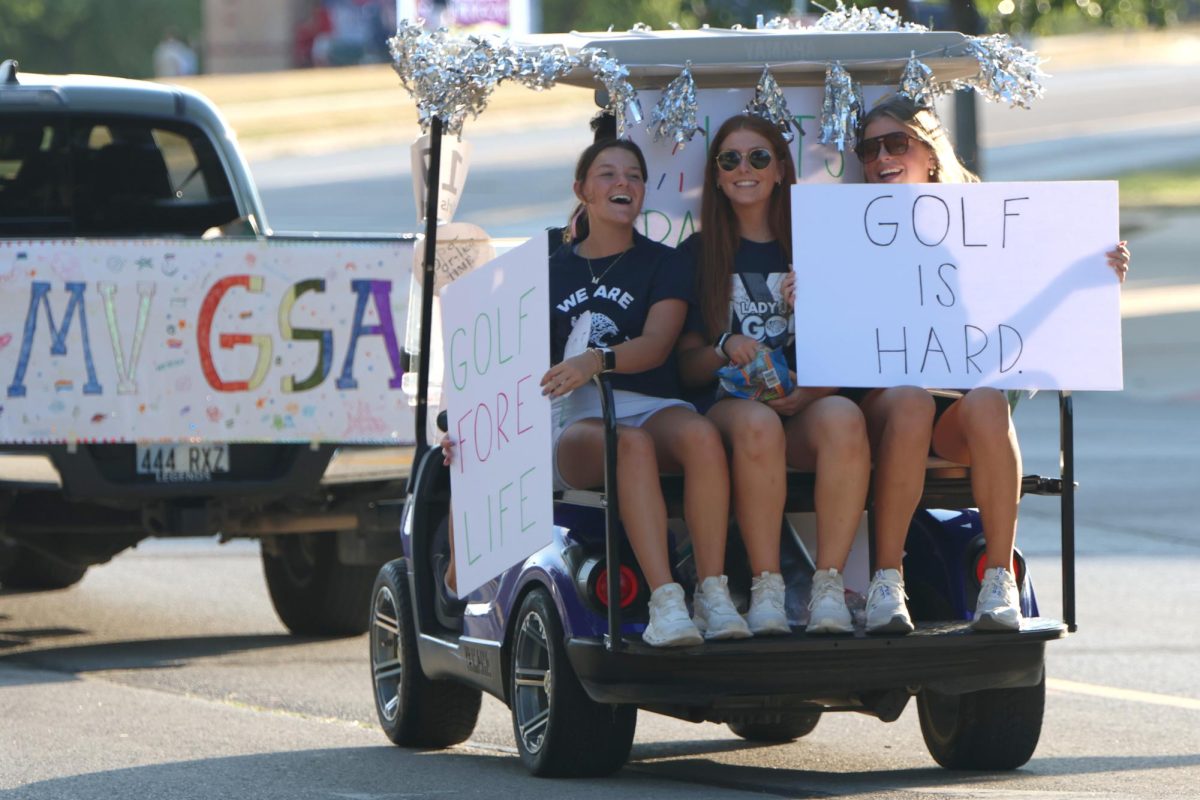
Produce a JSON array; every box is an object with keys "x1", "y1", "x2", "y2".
[{"x1": 551, "y1": 384, "x2": 693, "y2": 491}]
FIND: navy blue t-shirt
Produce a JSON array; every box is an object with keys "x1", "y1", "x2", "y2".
[
  {"x1": 549, "y1": 232, "x2": 691, "y2": 399},
  {"x1": 676, "y1": 233, "x2": 794, "y2": 407}
]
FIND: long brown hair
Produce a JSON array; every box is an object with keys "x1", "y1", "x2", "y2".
[
  {"x1": 858, "y1": 95, "x2": 980, "y2": 185},
  {"x1": 563, "y1": 138, "x2": 648, "y2": 244},
  {"x1": 697, "y1": 115, "x2": 797, "y2": 340}
]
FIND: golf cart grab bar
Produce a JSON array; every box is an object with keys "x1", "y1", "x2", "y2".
[
  {"x1": 1059, "y1": 390, "x2": 1077, "y2": 633},
  {"x1": 596, "y1": 372, "x2": 624, "y2": 652}
]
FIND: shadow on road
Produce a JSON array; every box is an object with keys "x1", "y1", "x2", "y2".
[
  {"x1": 0, "y1": 633, "x2": 309, "y2": 685},
  {"x1": 11, "y1": 743, "x2": 1200, "y2": 800}
]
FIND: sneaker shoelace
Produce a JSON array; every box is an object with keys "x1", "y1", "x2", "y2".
[
  {"x1": 983, "y1": 570, "x2": 1015, "y2": 602},
  {"x1": 751, "y1": 579, "x2": 786, "y2": 613},
  {"x1": 868, "y1": 578, "x2": 907, "y2": 609},
  {"x1": 808, "y1": 579, "x2": 842, "y2": 610}
]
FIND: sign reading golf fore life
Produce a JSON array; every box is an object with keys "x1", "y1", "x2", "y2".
[
  {"x1": 440, "y1": 238, "x2": 553, "y2": 596},
  {"x1": 791, "y1": 181, "x2": 1123, "y2": 390},
  {"x1": 0, "y1": 239, "x2": 417, "y2": 443}
]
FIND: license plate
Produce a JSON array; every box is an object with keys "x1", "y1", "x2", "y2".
[{"x1": 136, "y1": 443, "x2": 230, "y2": 482}]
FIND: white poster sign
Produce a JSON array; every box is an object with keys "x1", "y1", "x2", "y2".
[
  {"x1": 0, "y1": 238, "x2": 417, "y2": 443},
  {"x1": 791, "y1": 181, "x2": 1123, "y2": 390},
  {"x1": 440, "y1": 237, "x2": 552, "y2": 595},
  {"x1": 629, "y1": 85, "x2": 891, "y2": 247}
]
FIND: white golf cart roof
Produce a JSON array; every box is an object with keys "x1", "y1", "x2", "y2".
[{"x1": 514, "y1": 29, "x2": 979, "y2": 89}]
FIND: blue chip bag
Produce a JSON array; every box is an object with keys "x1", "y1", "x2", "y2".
[{"x1": 716, "y1": 347, "x2": 795, "y2": 402}]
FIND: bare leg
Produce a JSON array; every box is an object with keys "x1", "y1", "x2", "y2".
[
  {"x1": 705, "y1": 398, "x2": 786, "y2": 575},
  {"x1": 556, "y1": 419, "x2": 675, "y2": 589},
  {"x1": 640, "y1": 406, "x2": 731, "y2": 581},
  {"x1": 859, "y1": 387, "x2": 936, "y2": 571},
  {"x1": 783, "y1": 395, "x2": 871, "y2": 572},
  {"x1": 932, "y1": 388, "x2": 1020, "y2": 572}
]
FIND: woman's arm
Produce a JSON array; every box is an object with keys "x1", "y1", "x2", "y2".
[
  {"x1": 676, "y1": 329, "x2": 763, "y2": 388},
  {"x1": 541, "y1": 298, "x2": 687, "y2": 398}
]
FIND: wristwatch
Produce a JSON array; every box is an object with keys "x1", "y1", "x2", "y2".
[
  {"x1": 714, "y1": 332, "x2": 733, "y2": 358},
  {"x1": 595, "y1": 346, "x2": 617, "y2": 373}
]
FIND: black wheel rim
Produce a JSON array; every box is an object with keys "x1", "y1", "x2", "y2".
[
  {"x1": 513, "y1": 609, "x2": 552, "y2": 755},
  {"x1": 371, "y1": 584, "x2": 403, "y2": 722}
]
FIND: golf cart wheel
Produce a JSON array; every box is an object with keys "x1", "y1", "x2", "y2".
[
  {"x1": 370, "y1": 559, "x2": 481, "y2": 748},
  {"x1": 510, "y1": 588, "x2": 636, "y2": 777},
  {"x1": 727, "y1": 711, "x2": 821, "y2": 742},
  {"x1": 917, "y1": 675, "x2": 1045, "y2": 770}
]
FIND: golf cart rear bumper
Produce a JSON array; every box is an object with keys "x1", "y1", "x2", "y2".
[{"x1": 567, "y1": 618, "x2": 1065, "y2": 705}]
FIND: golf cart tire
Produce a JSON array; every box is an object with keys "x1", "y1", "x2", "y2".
[
  {"x1": 727, "y1": 711, "x2": 821, "y2": 742},
  {"x1": 262, "y1": 533, "x2": 375, "y2": 636},
  {"x1": 917, "y1": 675, "x2": 1046, "y2": 770},
  {"x1": 0, "y1": 544, "x2": 88, "y2": 590},
  {"x1": 510, "y1": 588, "x2": 636, "y2": 777},
  {"x1": 370, "y1": 559, "x2": 481, "y2": 748}
]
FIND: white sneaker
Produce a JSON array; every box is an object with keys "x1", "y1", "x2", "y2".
[
  {"x1": 865, "y1": 568, "x2": 914, "y2": 634},
  {"x1": 973, "y1": 566, "x2": 1022, "y2": 631},
  {"x1": 643, "y1": 583, "x2": 704, "y2": 647},
  {"x1": 746, "y1": 572, "x2": 791, "y2": 635},
  {"x1": 693, "y1": 575, "x2": 752, "y2": 640},
  {"x1": 806, "y1": 568, "x2": 854, "y2": 634}
]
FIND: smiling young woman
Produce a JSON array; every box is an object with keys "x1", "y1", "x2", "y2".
[{"x1": 673, "y1": 113, "x2": 873, "y2": 637}]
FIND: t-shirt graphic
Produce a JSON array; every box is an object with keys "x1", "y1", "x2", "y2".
[
  {"x1": 729, "y1": 272, "x2": 793, "y2": 356},
  {"x1": 586, "y1": 311, "x2": 621, "y2": 347}
]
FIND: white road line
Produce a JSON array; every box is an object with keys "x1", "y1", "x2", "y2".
[{"x1": 1048, "y1": 677, "x2": 1200, "y2": 711}]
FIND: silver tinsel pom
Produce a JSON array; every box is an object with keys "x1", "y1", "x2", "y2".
[
  {"x1": 897, "y1": 51, "x2": 936, "y2": 108},
  {"x1": 953, "y1": 35, "x2": 1046, "y2": 109},
  {"x1": 745, "y1": 66, "x2": 795, "y2": 142},
  {"x1": 813, "y1": 0, "x2": 927, "y2": 32},
  {"x1": 388, "y1": 20, "x2": 582, "y2": 136},
  {"x1": 819, "y1": 61, "x2": 863, "y2": 152},
  {"x1": 582, "y1": 48, "x2": 643, "y2": 137},
  {"x1": 648, "y1": 61, "x2": 703, "y2": 148}
]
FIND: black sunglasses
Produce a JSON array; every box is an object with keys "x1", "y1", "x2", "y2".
[
  {"x1": 715, "y1": 148, "x2": 773, "y2": 172},
  {"x1": 855, "y1": 131, "x2": 916, "y2": 163}
]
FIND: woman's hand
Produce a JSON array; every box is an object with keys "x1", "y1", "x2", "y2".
[
  {"x1": 1107, "y1": 241, "x2": 1130, "y2": 283},
  {"x1": 541, "y1": 350, "x2": 601, "y2": 398},
  {"x1": 440, "y1": 434, "x2": 455, "y2": 466},
  {"x1": 765, "y1": 386, "x2": 809, "y2": 417},
  {"x1": 765, "y1": 385, "x2": 836, "y2": 417},
  {"x1": 780, "y1": 270, "x2": 796, "y2": 309},
  {"x1": 722, "y1": 333, "x2": 762, "y2": 367}
]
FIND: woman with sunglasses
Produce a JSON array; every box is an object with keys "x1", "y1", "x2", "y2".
[
  {"x1": 675, "y1": 114, "x2": 873, "y2": 636},
  {"x1": 833, "y1": 94, "x2": 1131, "y2": 631}
]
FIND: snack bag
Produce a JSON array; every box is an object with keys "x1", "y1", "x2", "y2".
[{"x1": 716, "y1": 347, "x2": 795, "y2": 402}]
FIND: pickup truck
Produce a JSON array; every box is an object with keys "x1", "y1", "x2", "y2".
[{"x1": 0, "y1": 58, "x2": 412, "y2": 635}]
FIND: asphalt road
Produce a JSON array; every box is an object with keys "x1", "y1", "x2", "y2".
[{"x1": 3, "y1": 57, "x2": 1200, "y2": 799}]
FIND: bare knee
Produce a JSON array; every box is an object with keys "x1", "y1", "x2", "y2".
[
  {"x1": 732, "y1": 404, "x2": 786, "y2": 461},
  {"x1": 616, "y1": 426, "x2": 656, "y2": 467},
  {"x1": 959, "y1": 388, "x2": 1011, "y2": 441},
  {"x1": 810, "y1": 396, "x2": 870, "y2": 459},
  {"x1": 674, "y1": 415, "x2": 725, "y2": 463},
  {"x1": 883, "y1": 386, "x2": 936, "y2": 438}
]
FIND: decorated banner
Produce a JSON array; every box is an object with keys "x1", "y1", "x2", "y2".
[
  {"x1": 630, "y1": 84, "x2": 891, "y2": 248},
  {"x1": 791, "y1": 181, "x2": 1123, "y2": 390},
  {"x1": 440, "y1": 237, "x2": 552, "y2": 595},
  {"x1": 0, "y1": 238, "x2": 417, "y2": 444}
]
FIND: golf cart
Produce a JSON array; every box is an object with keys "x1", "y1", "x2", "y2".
[{"x1": 369, "y1": 20, "x2": 1076, "y2": 776}]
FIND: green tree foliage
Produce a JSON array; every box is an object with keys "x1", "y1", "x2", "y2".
[
  {"x1": 542, "y1": 0, "x2": 793, "y2": 34},
  {"x1": 0, "y1": 0, "x2": 202, "y2": 78}
]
